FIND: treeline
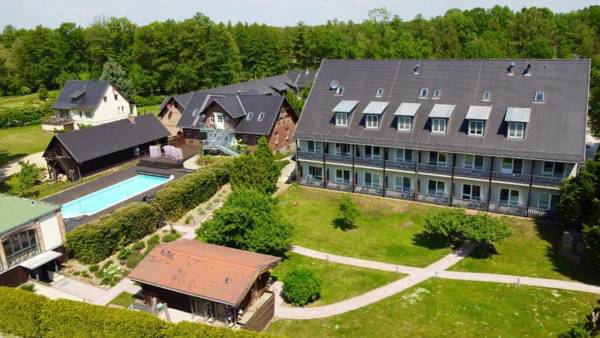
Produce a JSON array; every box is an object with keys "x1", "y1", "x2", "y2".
[{"x1": 0, "y1": 6, "x2": 599, "y2": 128}]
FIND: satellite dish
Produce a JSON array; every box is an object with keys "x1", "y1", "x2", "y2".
[{"x1": 330, "y1": 80, "x2": 339, "y2": 90}]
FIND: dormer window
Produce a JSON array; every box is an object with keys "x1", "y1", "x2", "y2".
[
  {"x1": 482, "y1": 90, "x2": 491, "y2": 101},
  {"x1": 419, "y1": 88, "x2": 429, "y2": 98},
  {"x1": 397, "y1": 116, "x2": 412, "y2": 131},
  {"x1": 508, "y1": 122, "x2": 525, "y2": 139},
  {"x1": 246, "y1": 112, "x2": 254, "y2": 120},
  {"x1": 335, "y1": 112, "x2": 348, "y2": 127},
  {"x1": 432, "y1": 89, "x2": 441, "y2": 99},
  {"x1": 335, "y1": 86, "x2": 345, "y2": 95},
  {"x1": 468, "y1": 120, "x2": 485, "y2": 136},
  {"x1": 431, "y1": 118, "x2": 447, "y2": 133},
  {"x1": 534, "y1": 90, "x2": 545, "y2": 103},
  {"x1": 366, "y1": 115, "x2": 379, "y2": 129},
  {"x1": 257, "y1": 113, "x2": 265, "y2": 121},
  {"x1": 375, "y1": 88, "x2": 384, "y2": 97}
]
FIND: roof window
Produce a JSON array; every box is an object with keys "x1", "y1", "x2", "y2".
[
  {"x1": 246, "y1": 112, "x2": 254, "y2": 121},
  {"x1": 419, "y1": 88, "x2": 428, "y2": 98},
  {"x1": 482, "y1": 90, "x2": 492, "y2": 101},
  {"x1": 432, "y1": 89, "x2": 441, "y2": 99},
  {"x1": 375, "y1": 88, "x2": 384, "y2": 98},
  {"x1": 335, "y1": 86, "x2": 345, "y2": 95},
  {"x1": 534, "y1": 90, "x2": 545, "y2": 103},
  {"x1": 257, "y1": 113, "x2": 265, "y2": 121}
]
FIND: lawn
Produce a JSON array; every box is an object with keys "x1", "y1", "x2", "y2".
[
  {"x1": 266, "y1": 279, "x2": 597, "y2": 337},
  {"x1": 272, "y1": 253, "x2": 401, "y2": 306},
  {"x1": 450, "y1": 218, "x2": 600, "y2": 284},
  {"x1": 0, "y1": 125, "x2": 53, "y2": 166},
  {"x1": 138, "y1": 104, "x2": 161, "y2": 116},
  {"x1": 0, "y1": 90, "x2": 59, "y2": 112},
  {"x1": 108, "y1": 292, "x2": 135, "y2": 308},
  {"x1": 277, "y1": 185, "x2": 452, "y2": 267}
]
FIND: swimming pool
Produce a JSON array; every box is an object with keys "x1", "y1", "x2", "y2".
[{"x1": 61, "y1": 173, "x2": 172, "y2": 219}]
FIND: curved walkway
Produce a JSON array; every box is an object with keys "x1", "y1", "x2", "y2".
[{"x1": 275, "y1": 244, "x2": 600, "y2": 320}]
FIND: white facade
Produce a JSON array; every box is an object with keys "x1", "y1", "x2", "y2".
[{"x1": 39, "y1": 213, "x2": 64, "y2": 250}]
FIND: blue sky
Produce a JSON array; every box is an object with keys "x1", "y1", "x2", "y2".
[{"x1": 0, "y1": 0, "x2": 597, "y2": 28}]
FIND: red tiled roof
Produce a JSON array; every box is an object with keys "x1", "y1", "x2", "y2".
[{"x1": 128, "y1": 240, "x2": 280, "y2": 306}]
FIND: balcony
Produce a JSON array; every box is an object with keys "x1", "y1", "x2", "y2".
[
  {"x1": 325, "y1": 153, "x2": 352, "y2": 164},
  {"x1": 487, "y1": 202, "x2": 528, "y2": 217},
  {"x1": 354, "y1": 157, "x2": 384, "y2": 167},
  {"x1": 385, "y1": 160, "x2": 417, "y2": 171},
  {"x1": 299, "y1": 177, "x2": 324, "y2": 188},
  {"x1": 355, "y1": 185, "x2": 383, "y2": 196},
  {"x1": 527, "y1": 207, "x2": 555, "y2": 218},
  {"x1": 531, "y1": 175, "x2": 564, "y2": 186},
  {"x1": 491, "y1": 171, "x2": 530, "y2": 184},
  {"x1": 196, "y1": 122, "x2": 235, "y2": 132},
  {"x1": 326, "y1": 181, "x2": 353, "y2": 192},
  {"x1": 453, "y1": 167, "x2": 491, "y2": 180},
  {"x1": 386, "y1": 188, "x2": 414, "y2": 200},
  {"x1": 452, "y1": 198, "x2": 487, "y2": 210},
  {"x1": 297, "y1": 151, "x2": 324, "y2": 161},
  {"x1": 418, "y1": 163, "x2": 452, "y2": 175},
  {"x1": 417, "y1": 193, "x2": 451, "y2": 205}
]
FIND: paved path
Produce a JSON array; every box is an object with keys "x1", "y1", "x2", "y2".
[
  {"x1": 0, "y1": 151, "x2": 45, "y2": 181},
  {"x1": 276, "y1": 244, "x2": 600, "y2": 319},
  {"x1": 95, "y1": 278, "x2": 141, "y2": 306}
]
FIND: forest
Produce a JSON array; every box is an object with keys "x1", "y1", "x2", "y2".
[{"x1": 0, "y1": 6, "x2": 599, "y2": 132}]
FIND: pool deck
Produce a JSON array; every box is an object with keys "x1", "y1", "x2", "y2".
[{"x1": 43, "y1": 166, "x2": 189, "y2": 232}]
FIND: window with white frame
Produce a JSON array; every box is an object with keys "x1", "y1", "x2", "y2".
[
  {"x1": 432, "y1": 89, "x2": 441, "y2": 99},
  {"x1": 463, "y1": 154, "x2": 484, "y2": 170},
  {"x1": 534, "y1": 90, "x2": 545, "y2": 103},
  {"x1": 538, "y1": 192, "x2": 559, "y2": 210},
  {"x1": 429, "y1": 151, "x2": 447, "y2": 166},
  {"x1": 462, "y1": 184, "x2": 481, "y2": 200},
  {"x1": 366, "y1": 115, "x2": 379, "y2": 129},
  {"x1": 508, "y1": 122, "x2": 525, "y2": 139},
  {"x1": 2, "y1": 229, "x2": 38, "y2": 265},
  {"x1": 336, "y1": 143, "x2": 351, "y2": 156},
  {"x1": 419, "y1": 88, "x2": 429, "y2": 98},
  {"x1": 397, "y1": 116, "x2": 412, "y2": 131},
  {"x1": 542, "y1": 162, "x2": 565, "y2": 177},
  {"x1": 246, "y1": 112, "x2": 254, "y2": 120},
  {"x1": 364, "y1": 172, "x2": 381, "y2": 187},
  {"x1": 257, "y1": 113, "x2": 265, "y2": 121},
  {"x1": 307, "y1": 140, "x2": 322, "y2": 153},
  {"x1": 308, "y1": 166, "x2": 323, "y2": 180},
  {"x1": 428, "y1": 180, "x2": 446, "y2": 196},
  {"x1": 395, "y1": 148, "x2": 413, "y2": 163},
  {"x1": 394, "y1": 176, "x2": 411, "y2": 192},
  {"x1": 431, "y1": 118, "x2": 447, "y2": 133},
  {"x1": 482, "y1": 90, "x2": 492, "y2": 101},
  {"x1": 468, "y1": 120, "x2": 485, "y2": 136},
  {"x1": 499, "y1": 188, "x2": 520, "y2": 205},
  {"x1": 375, "y1": 88, "x2": 384, "y2": 97},
  {"x1": 336, "y1": 112, "x2": 348, "y2": 127},
  {"x1": 335, "y1": 169, "x2": 351, "y2": 184},
  {"x1": 501, "y1": 158, "x2": 523, "y2": 174},
  {"x1": 364, "y1": 145, "x2": 381, "y2": 159}
]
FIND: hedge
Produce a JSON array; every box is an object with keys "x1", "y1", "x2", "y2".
[
  {"x1": 0, "y1": 287, "x2": 270, "y2": 338},
  {"x1": 66, "y1": 203, "x2": 159, "y2": 264},
  {"x1": 154, "y1": 158, "x2": 232, "y2": 221},
  {"x1": 0, "y1": 105, "x2": 52, "y2": 128}
]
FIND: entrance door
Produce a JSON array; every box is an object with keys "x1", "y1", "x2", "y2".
[{"x1": 213, "y1": 112, "x2": 225, "y2": 130}]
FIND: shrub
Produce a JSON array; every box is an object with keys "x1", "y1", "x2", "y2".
[
  {"x1": 423, "y1": 208, "x2": 468, "y2": 243},
  {"x1": 155, "y1": 158, "x2": 231, "y2": 221},
  {"x1": 88, "y1": 264, "x2": 99, "y2": 272},
  {"x1": 283, "y1": 268, "x2": 321, "y2": 306},
  {"x1": 0, "y1": 105, "x2": 52, "y2": 128},
  {"x1": 66, "y1": 203, "x2": 158, "y2": 264},
  {"x1": 184, "y1": 215, "x2": 193, "y2": 225},
  {"x1": 148, "y1": 234, "x2": 160, "y2": 245},
  {"x1": 117, "y1": 247, "x2": 132, "y2": 260},
  {"x1": 4, "y1": 161, "x2": 43, "y2": 197},
  {"x1": 132, "y1": 241, "x2": 145, "y2": 251},
  {"x1": 197, "y1": 207, "x2": 206, "y2": 215},
  {"x1": 162, "y1": 232, "x2": 180, "y2": 243},
  {"x1": 102, "y1": 260, "x2": 114, "y2": 270},
  {"x1": 463, "y1": 214, "x2": 511, "y2": 249},
  {"x1": 230, "y1": 138, "x2": 280, "y2": 195},
  {"x1": 19, "y1": 283, "x2": 36, "y2": 292},
  {"x1": 199, "y1": 189, "x2": 293, "y2": 256},
  {"x1": 335, "y1": 195, "x2": 360, "y2": 230},
  {"x1": 126, "y1": 251, "x2": 143, "y2": 269},
  {"x1": 0, "y1": 287, "x2": 46, "y2": 337}
]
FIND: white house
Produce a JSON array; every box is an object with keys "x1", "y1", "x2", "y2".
[{"x1": 42, "y1": 80, "x2": 137, "y2": 131}]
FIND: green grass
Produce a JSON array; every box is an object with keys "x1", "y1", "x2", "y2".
[
  {"x1": 266, "y1": 279, "x2": 597, "y2": 337},
  {"x1": 278, "y1": 185, "x2": 451, "y2": 267},
  {"x1": 138, "y1": 104, "x2": 161, "y2": 116},
  {"x1": 450, "y1": 218, "x2": 600, "y2": 284},
  {"x1": 0, "y1": 125, "x2": 53, "y2": 166},
  {"x1": 0, "y1": 90, "x2": 58, "y2": 112},
  {"x1": 108, "y1": 292, "x2": 135, "y2": 308},
  {"x1": 272, "y1": 253, "x2": 401, "y2": 306}
]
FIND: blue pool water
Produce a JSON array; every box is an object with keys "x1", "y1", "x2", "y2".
[{"x1": 61, "y1": 174, "x2": 171, "y2": 218}]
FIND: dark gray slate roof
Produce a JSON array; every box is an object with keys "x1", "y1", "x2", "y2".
[
  {"x1": 50, "y1": 114, "x2": 170, "y2": 163},
  {"x1": 210, "y1": 74, "x2": 297, "y2": 95},
  {"x1": 295, "y1": 59, "x2": 590, "y2": 163},
  {"x1": 52, "y1": 80, "x2": 112, "y2": 110},
  {"x1": 286, "y1": 69, "x2": 317, "y2": 88}
]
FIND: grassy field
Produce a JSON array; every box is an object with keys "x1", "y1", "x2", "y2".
[
  {"x1": 138, "y1": 104, "x2": 161, "y2": 116},
  {"x1": 278, "y1": 185, "x2": 452, "y2": 267},
  {"x1": 272, "y1": 253, "x2": 401, "y2": 306},
  {"x1": 0, "y1": 125, "x2": 53, "y2": 166},
  {"x1": 450, "y1": 218, "x2": 600, "y2": 284},
  {"x1": 266, "y1": 279, "x2": 597, "y2": 337},
  {"x1": 108, "y1": 292, "x2": 135, "y2": 308},
  {"x1": 0, "y1": 90, "x2": 58, "y2": 112}
]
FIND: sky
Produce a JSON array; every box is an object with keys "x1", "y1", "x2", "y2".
[{"x1": 0, "y1": 0, "x2": 597, "y2": 28}]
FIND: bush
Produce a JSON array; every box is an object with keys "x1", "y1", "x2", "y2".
[
  {"x1": 4, "y1": 161, "x2": 43, "y2": 197},
  {"x1": 117, "y1": 247, "x2": 132, "y2": 260},
  {"x1": 88, "y1": 264, "x2": 99, "y2": 272},
  {"x1": 148, "y1": 234, "x2": 160, "y2": 245},
  {"x1": 184, "y1": 215, "x2": 193, "y2": 225},
  {"x1": 155, "y1": 158, "x2": 231, "y2": 221},
  {"x1": 463, "y1": 213, "x2": 512, "y2": 249},
  {"x1": 162, "y1": 232, "x2": 180, "y2": 243},
  {"x1": 132, "y1": 241, "x2": 145, "y2": 251},
  {"x1": 199, "y1": 189, "x2": 293, "y2": 256},
  {"x1": 0, "y1": 287, "x2": 45, "y2": 337},
  {"x1": 230, "y1": 138, "x2": 280, "y2": 195},
  {"x1": 282, "y1": 268, "x2": 321, "y2": 306},
  {"x1": 66, "y1": 203, "x2": 159, "y2": 264},
  {"x1": 19, "y1": 283, "x2": 36, "y2": 292},
  {"x1": 335, "y1": 195, "x2": 360, "y2": 230},
  {"x1": 583, "y1": 224, "x2": 600, "y2": 270},
  {"x1": 0, "y1": 105, "x2": 52, "y2": 128},
  {"x1": 423, "y1": 208, "x2": 468, "y2": 243}
]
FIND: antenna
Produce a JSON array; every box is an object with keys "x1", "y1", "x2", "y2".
[
  {"x1": 523, "y1": 64, "x2": 532, "y2": 76},
  {"x1": 330, "y1": 80, "x2": 339, "y2": 90}
]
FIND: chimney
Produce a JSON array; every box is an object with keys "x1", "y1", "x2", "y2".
[
  {"x1": 523, "y1": 64, "x2": 532, "y2": 76},
  {"x1": 413, "y1": 63, "x2": 421, "y2": 75},
  {"x1": 128, "y1": 115, "x2": 136, "y2": 124},
  {"x1": 507, "y1": 62, "x2": 515, "y2": 76}
]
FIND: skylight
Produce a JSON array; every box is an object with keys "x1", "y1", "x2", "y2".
[
  {"x1": 375, "y1": 88, "x2": 384, "y2": 97},
  {"x1": 534, "y1": 90, "x2": 545, "y2": 103},
  {"x1": 419, "y1": 88, "x2": 428, "y2": 98},
  {"x1": 335, "y1": 86, "x2": 345, "y2": 95},
  {"x1": 432, "y1": 89, "x2": 441, "y2": 99},
  {"x1": 482, "y1": 90, "x2": 491, "y2": 101},
  {"x1": 246, "y1": 112, "x2": 254, "y2": 121},
  {"x1": 257, "y1": 113, "x2": 265, "y2": 121}
]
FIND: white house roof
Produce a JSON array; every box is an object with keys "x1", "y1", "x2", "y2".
[
  {"x1": 332, "y1": 100, "x2": 359, "y2": 113},
  {"x1": 394, "y1": 103, "x2": 421, "y2": 117},
  {"x1": 19, "y1": 250, "x2": 62, "y2": 270},
  {"x1": 505, "y1": 107, "x2": 531, "y2": 123},
  {"x1": 465, "y1": 105, "x2": 493, "y2": 120},
  {"x1": 362, "y1": 101, "x2": 389, "y2": 115},
  {"x1": 429, "y1": 104, "x2": 456, "y2": 118}
]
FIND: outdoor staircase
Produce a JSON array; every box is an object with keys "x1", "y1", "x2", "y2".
[{"x1": 203, "y1": 130, "x2": 241, "y2": 157}]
